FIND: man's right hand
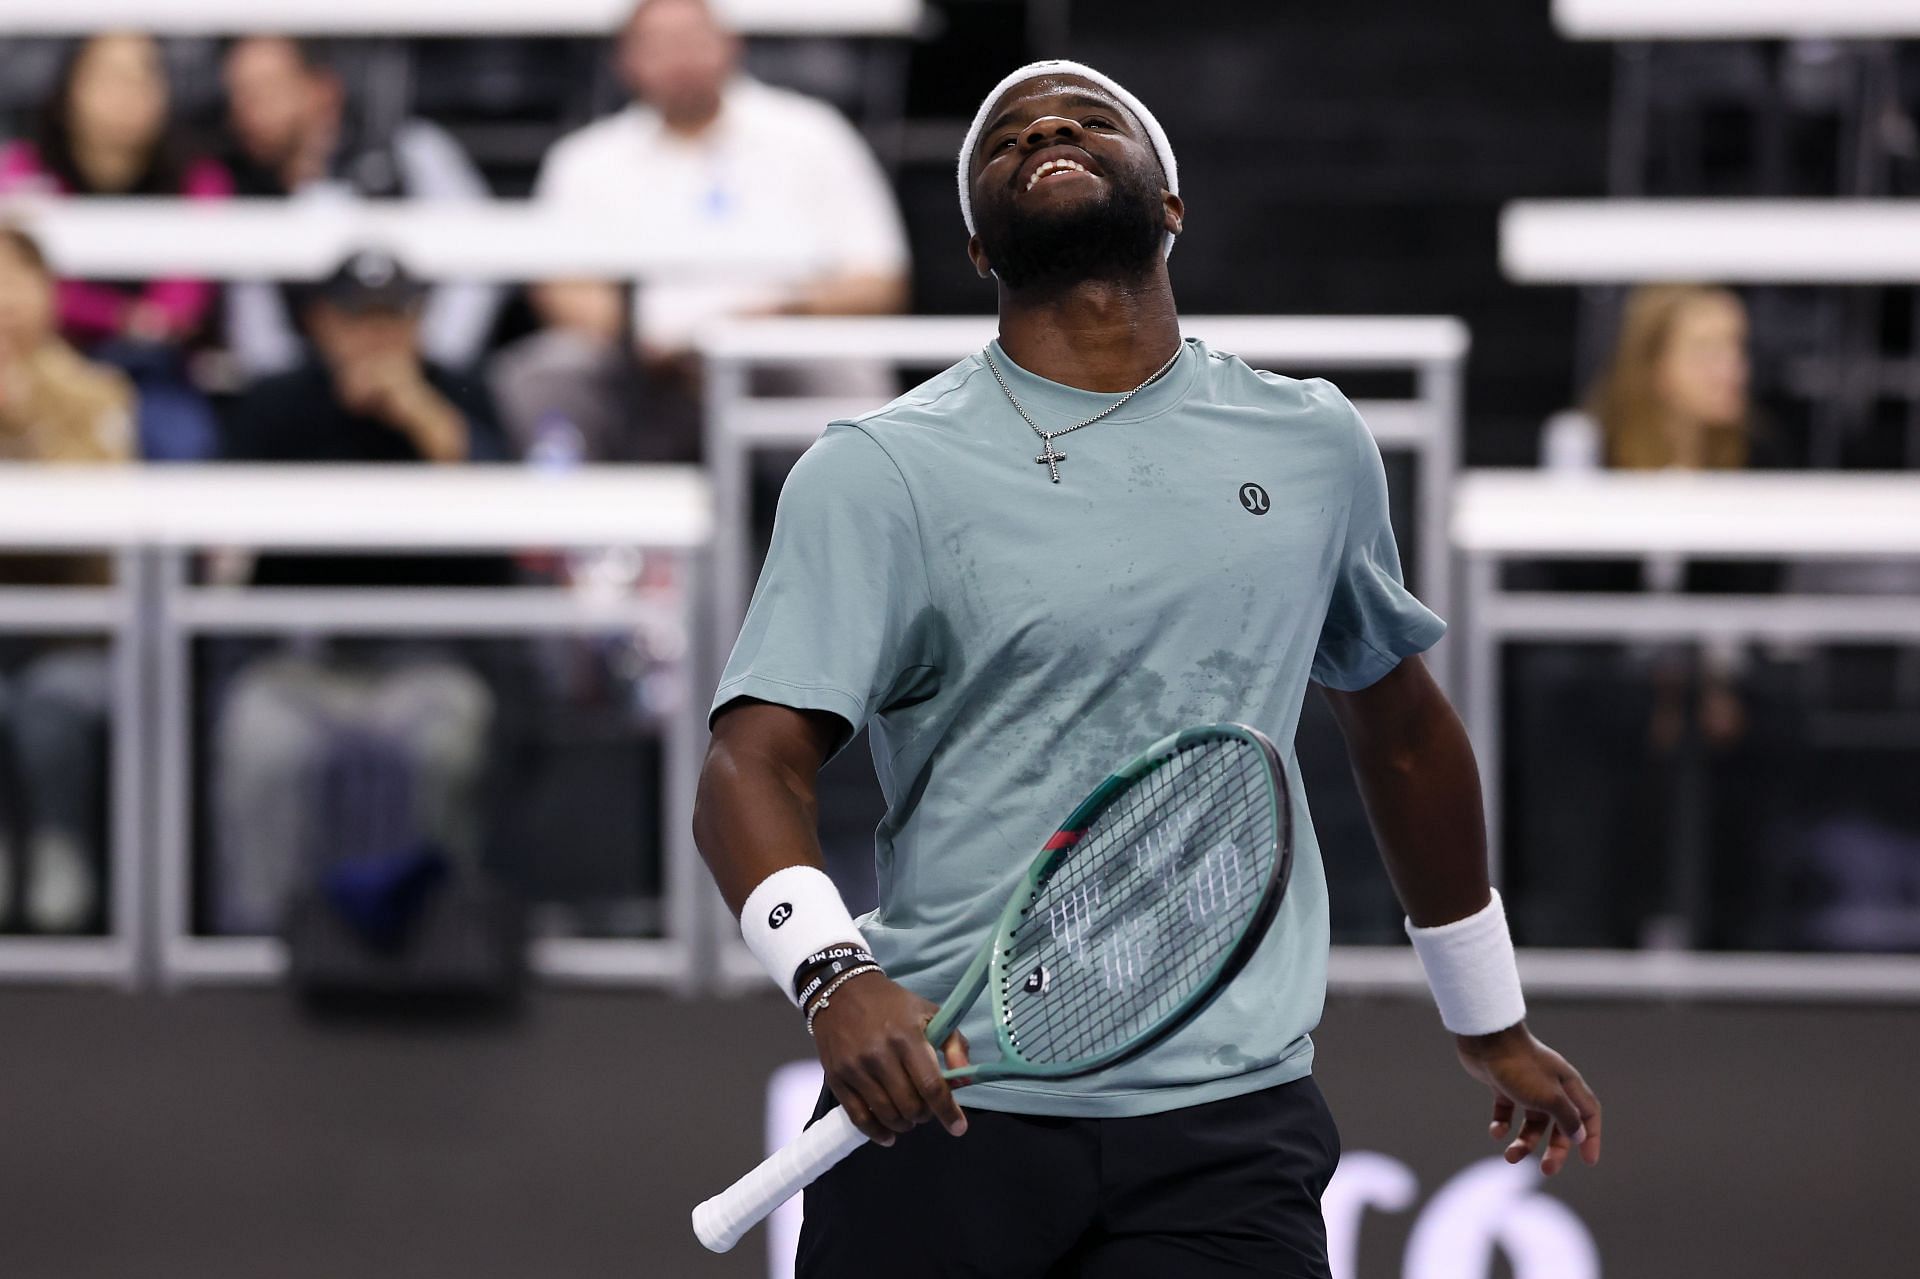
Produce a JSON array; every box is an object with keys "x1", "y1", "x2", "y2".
[{"x1": 810, "y1": 971, "x2": 970, "y2": 1146}]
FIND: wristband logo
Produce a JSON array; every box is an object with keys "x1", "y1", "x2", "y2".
[{"x1": 768, "y1": 903, "x2": 793, "y2": 929}]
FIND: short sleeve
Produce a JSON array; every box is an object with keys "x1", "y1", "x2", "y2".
[
  {"x1": 710, "y1": 424, "x2": 941, "y2": 744},
  {"x1": 531, "y1": 128, "x2": 592, "y2": 203},
  {"x1": 804, "y1": 113, "x2": 910, "y2": 277},
  {"x1": 1310, "y1": 394, "x2": 1447, "y2": 690}
]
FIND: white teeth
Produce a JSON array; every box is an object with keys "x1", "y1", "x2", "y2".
[{"x1": 1026, "y1": 158, "x2": 1090, "y2": 191}]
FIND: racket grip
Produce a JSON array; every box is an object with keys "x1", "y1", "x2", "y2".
[{"x1": 691, "y1": 1104, "x2": 869, "y2": 1253}]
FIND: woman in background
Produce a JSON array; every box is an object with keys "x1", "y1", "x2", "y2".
[
  {"x1": 1518, "y1": 284, "x2": 1770, "y2": 949},
  {"x1": 0, "y1": 225, "x2": 133, "y2": 934},
  {"x1": 1591, "y1": 283, "x2": 1752, "y2": 472},
  {"x1": 1543, "y1": 283, "x2": 1753, "y2": 474},
  {"x1": 0, "y1": 32, "x2": 231, "y2": 460},
  {"x1": 1539, "y1": 284, "x2": 1758, "y2": 744}
]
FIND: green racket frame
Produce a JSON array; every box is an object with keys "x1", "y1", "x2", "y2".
[{"x1": 925, "y1": 721, "x2": 1292, "y2": 1083}]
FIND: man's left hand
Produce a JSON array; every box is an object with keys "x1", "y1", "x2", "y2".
[{"x1": 1455, "y1": 1024, "x2": 1602, "y2": 1176}]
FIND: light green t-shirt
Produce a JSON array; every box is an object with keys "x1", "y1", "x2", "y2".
[{"x1": 712, "y1": 337, "x2": 1445, "y2": 1118}]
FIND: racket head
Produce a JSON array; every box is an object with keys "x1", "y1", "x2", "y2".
[{"x1": 979, "y1": 722, "x2": 1293, "y2": 1080}]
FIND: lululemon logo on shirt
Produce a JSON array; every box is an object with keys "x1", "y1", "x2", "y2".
[
  {"x1": 768, "y1": 903, "x2": 793, "y2": 929},
  {"x1": 1024, "y1": 964, "x2": 1051, "y2": 995},
  {"x1": 1239, "y1": 482, "x2": 1271, "y2": 515}
]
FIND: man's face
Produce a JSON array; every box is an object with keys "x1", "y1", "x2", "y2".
[
  {"x1": 966, "y1": 77, "x2": 1180, "y2": 292},
  {"x1": 619, "y1": 0, "x2": 737, "y2": 126},
  {"x1": 306, "y1": 302, "x2": 420, "y2": 372},
  {"x1": 225, "y1": 38, "x2": 327, "y2": 168}
]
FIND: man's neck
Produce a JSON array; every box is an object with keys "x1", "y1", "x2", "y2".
[
  {"x1": 995, "y1": 269, "x2": 1182, "y2": 393},
  {"x1": 659, "y1": 95, "x2": 726, "y2": 140}
]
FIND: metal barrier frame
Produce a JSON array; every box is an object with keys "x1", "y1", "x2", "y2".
[
  {"x1": 1453, "y1": 469, "x2": 1920, "y2": 998},
  {"x1": 0, "y1": 550, "x2": 147, "y2": 985},
  {"x1": 146, "y1": 470, "x2": 712, "y2": 990},
  {"x1": 0, "y1": 466, "x2": 714, "y2": 990}
]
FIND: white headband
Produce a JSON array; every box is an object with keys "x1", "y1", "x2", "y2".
[{"x1": 956, "y1": 59, "x2": 1180, "y2": 259}]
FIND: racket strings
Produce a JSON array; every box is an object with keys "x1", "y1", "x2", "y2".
[{"x1": 1001, "y1": 739, "x2": 1276, "y2": 1067}]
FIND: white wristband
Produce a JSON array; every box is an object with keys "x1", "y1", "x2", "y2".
[
  {"x1": 740, "y1": 866, "x2": 868, "y2": 1007},
  {"x1": 1405, "y1": 889, "x2": 1527, "y2": 1036}
]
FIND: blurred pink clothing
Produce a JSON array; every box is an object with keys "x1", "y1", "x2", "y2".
[{"x1": 0, "y1": 141, "x2": 232, "y2": 346}]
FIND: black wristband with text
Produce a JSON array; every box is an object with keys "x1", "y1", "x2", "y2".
[{"x1": 791, "y1": 945, "x2": 880, "y2": 1007}]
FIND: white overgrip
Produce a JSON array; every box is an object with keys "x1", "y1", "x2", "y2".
[{"x1": 691, "y1": 1104, "x2": 869, "y2": 1253}]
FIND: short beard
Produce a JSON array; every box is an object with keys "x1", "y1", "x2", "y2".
[{"x1": 975, "y1": 166, "x2": 1165, "y2": 294}]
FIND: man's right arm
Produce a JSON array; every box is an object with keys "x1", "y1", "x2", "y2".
[{"x1": 695, "y1": 699, "x2": 969, "y2": 1144}]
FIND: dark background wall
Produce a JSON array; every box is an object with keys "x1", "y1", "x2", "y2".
[{"x1": 0, "y1": 988, "x2": 1910, "y2": 1279}]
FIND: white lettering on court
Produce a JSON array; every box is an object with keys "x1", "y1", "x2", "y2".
[{"x1": 764, "y1": 1071, "x2": 1601, "y2": 1279}]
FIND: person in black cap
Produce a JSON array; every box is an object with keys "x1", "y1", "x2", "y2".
[
  {"x1": 226, "y1": 248, "x2": 508, "y2": 474},
  {"x1": 211, "y1": 248, "x2": 509, "y2": 936}
]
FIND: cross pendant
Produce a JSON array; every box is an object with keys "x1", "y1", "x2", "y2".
[{"x1": 1035, "y1": 438, "x2": 1068, "y2": 484}]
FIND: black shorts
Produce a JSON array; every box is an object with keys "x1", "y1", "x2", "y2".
[{"x1": 796, "y1": 1075, "x2": 1341, "y2": 1279}]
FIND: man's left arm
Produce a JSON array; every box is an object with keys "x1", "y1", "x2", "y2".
[{"x1": 1321, "y1": 654, "x2": 1603, "y2": 1176}]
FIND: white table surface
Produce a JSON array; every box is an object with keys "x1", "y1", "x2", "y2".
[
  {"x1": 1454, "y1": 470, "x2": 1920, "y2": 558},
  {"x1": 1554, "y1": 0, "x2": 1920, "y2": 40},
  {"x1": 0, "y1": 0, "x2": 925, "y2": 37},
  {"x1": 0, "y1": 465, "x2": 713, "y2": 550},
  {"x1": 1501, "y1": 200, "x2": 1920, "y2": 284}
]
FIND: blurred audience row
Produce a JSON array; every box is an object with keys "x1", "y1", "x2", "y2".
[
  {"x1": 3, "y1": 1, "x2": 1915, "y2": 955},
  {"x1": 0, "y1": 0, "x2": 910, "y2": 473}
]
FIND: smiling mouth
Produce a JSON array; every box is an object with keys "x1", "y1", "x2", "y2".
[{"x1": 1025, "y1": 157, "x2": 1097, "y2": 192}]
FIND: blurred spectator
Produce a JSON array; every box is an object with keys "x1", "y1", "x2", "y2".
[
  {"x1": 489, "y1": 278, "x2": 646, "y2": 475},
  {"x1": 210, "y1": 650, "x2": 492, "y2": 936},
  {"x1": 1517, "y1": 284, "x2": 1776, "y2": 949},
  {"x1": 1580, "y1": 285, "x2": 1763, "y2": 745},
  {"x1": 488, "y1": 281, "x2": 698, "y2": 463},
  {"x1": 212, "y1": 249, "x2": 501, "y2": 935},
  {"x1": 0, "y1": 226, "x2": 131, "y2": 934},
  {"x1": 0, "y1": 32, "x2": 229, "y2": 461},
  {"x1": 1542, "y1": 285, "x2": 1754, "y2": 475},
  {"x1": 0, "y1": 226, "x2": 134, "y2": 475},
  {"x1": 507, "y1": 0, "x2": 910, "y2": 459},
  {"x1": 221, "y1": 36, "x2": 504, "y2": 377},
  {"x1": 225, "y1": 250, "x2": 505, "y2": 473},
  {"x1": 1591, "y1": 284, "x2": 1753, "y2": 472}
]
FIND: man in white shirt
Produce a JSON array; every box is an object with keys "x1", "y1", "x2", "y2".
[{"x1": 532, "y1": 0, "x2": 911, "y2": 356}]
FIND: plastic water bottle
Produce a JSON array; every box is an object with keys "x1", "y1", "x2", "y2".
[{"x1": 527, "y1": 411, "x2": 585, "y2": 473}]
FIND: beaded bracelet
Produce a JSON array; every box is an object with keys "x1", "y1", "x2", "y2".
[{"x1": 804, "y1": 964, "x2": 882, "y2": 1037}]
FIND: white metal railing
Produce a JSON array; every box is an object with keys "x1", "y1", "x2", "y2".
[
  {"x1": 6, "y1": 464, "x2": 1919, "y2": 997},
  {"x1": 1454, "y1": 469, "x2": 1920, "y2": 992},
  {"x1": 1, "y1": 199, "x2": 820, "y2": 285},
  {"x1": 1553, "y1": 0, "x2": 1920, "y2": 40},
  {"x1": 1501, "y1": 200, "x2": 1920, "y2": 284},
  {"x1": 0, "y1": 465, "x2": 713, "y2": 990},
  {"x1": 0, "y1": 0, "x2": 927, "y2": 36}
]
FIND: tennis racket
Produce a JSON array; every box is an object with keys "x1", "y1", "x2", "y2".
[{"x1": 692, "y1": 721, "x2": 1294, "y2": 1253}]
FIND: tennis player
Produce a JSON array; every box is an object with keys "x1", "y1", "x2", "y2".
[{"x1": 695, "y1": 59, "x2": 1602, "y2": 1277}]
